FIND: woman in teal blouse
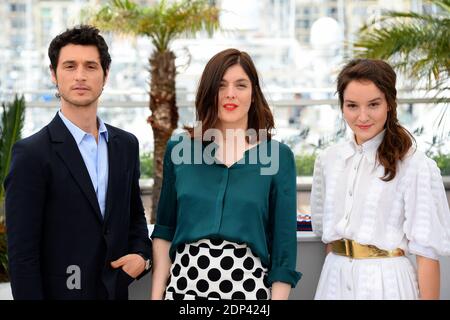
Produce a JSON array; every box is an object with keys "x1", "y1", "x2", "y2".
[{"x1": 151, "y1": 48, "x2": 301, "y2": 300}]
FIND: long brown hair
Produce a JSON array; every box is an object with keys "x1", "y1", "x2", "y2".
[
  {"x1": 187, "y1": 48, "x2": 274, "y2": 141},
  {"x1": 337, "y1": 59, "x2": 416, "y2": 181}
]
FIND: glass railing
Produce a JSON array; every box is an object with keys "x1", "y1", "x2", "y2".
[
  {"x1": 3, "y1": 89, "x2": 449, "y2": 176},
  {"x1": 19, "y1": 96, "x2": 450, "y2": 153}
]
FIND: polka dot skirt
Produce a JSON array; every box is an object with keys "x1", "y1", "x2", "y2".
[{"x1": 164, "y1": 239, "x2": 271, "y2": 300}]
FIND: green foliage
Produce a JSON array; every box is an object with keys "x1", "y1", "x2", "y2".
[
  {"x1": 0, "y1": 230, "x2": 7, "y2": 282},
  {"x1": 295, "y1": 153, "x2": 317, "y2": 176},
  {"x1": 0, "y1": 95, "x2": 26, "y2": 210},
  {"x1": 353, "y1": 0, "x2": 450, "y2": 94},
  {"x1": 84, "y1": 0, "x2": 220, "y2": 52},
  {"x1": 293, "y1": 151, "x2": 450, "y2": 176},
  {"x1": 140, "y1": 152, "x2": 154, "y2": 179},
  {"x1": 0, "y1": 94, "x2": 23, "y2": 281},
  {"x1": 433, "y1": 153, "x2": 450, "y2": 175}
]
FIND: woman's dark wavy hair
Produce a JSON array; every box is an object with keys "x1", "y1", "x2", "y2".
[
  {"x1": 187, "y1": 48, "x2": 274, "y2": 141},
  {"x1": 337, "y1": 58, "x2": 416, "y2": 181},
  {"x1": 48, "y1": 25, "x2": 111, "y2": 77}
]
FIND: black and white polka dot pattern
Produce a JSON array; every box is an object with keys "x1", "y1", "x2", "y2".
[{"x1": 165, "y1": 239, "x2": 271, "y2": 300}]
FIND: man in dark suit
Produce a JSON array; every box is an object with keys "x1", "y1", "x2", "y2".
[{"x1": 4, "y1": 25, "x2": 152, "y2": 300}]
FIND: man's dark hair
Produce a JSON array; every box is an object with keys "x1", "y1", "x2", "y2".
[{"x1": 48, "y1": 25, "x2": 111, "y2": 76}]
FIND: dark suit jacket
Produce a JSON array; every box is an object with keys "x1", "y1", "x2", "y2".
[{"x1": 4, "y1": 113, "x2": 152, "y2": 300}]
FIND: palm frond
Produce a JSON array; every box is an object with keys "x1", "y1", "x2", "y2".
[
  {"x1": 84, "y1": 0, "x2": 219, "y2": 52},
  {"x1": 0, "y1": 95, "x2": 26, "y2": 204},
  {"x1": 81, "y1": 0, "x2": 142, "y2": 36},
  {"x1": 434, "y1": 0, "x2": 450, "y2": 13},
  {"x1": 354, "y1": 3, "x2": 450, "y2": 89}
]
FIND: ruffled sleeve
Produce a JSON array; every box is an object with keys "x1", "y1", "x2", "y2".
[
  {"x1": 311, "y1": 153, "x2": 325, "y2": 237},
  {"x1": 403, "y1": 155, "x2": 450, "y2": 260}
]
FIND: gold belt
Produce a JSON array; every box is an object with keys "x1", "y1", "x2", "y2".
[{"x1": 331, "y1": 239, "x2": 404, "y2": 259}]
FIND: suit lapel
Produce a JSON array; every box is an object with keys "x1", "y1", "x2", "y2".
[
  {"x1": 103, "y1": 127, "x2": 119, "y2": 223},
  {"x1": 48, "y1": 114, "x2": 103, "y2": 223}
]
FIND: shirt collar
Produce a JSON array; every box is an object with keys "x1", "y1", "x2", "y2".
[
  {"x1": 340, "y1": 129, "x2": 385, "y2": 166},
  {"x1": 58, "y1": 110, "x2": 109, "y2": 145},
  {"x1": 98, "y1": 117, "x2": 109, "y2": 142}
]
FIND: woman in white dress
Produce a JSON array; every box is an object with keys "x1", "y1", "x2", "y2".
[{"x1": 311, "y1": 59, "x2": 450, "y2": 300}]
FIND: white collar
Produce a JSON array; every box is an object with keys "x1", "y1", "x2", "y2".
[{"x1": 340, "y1": 129, "x2": 385, "y2": 167}]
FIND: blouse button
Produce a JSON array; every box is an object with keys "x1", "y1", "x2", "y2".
[{"x1": 349, "y1": 190, "x2": 352, "y2": 197}]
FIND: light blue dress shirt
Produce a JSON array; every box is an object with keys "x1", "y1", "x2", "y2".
[{"x1": 58, "y1": 110, "x2": 109, "y2": 217}]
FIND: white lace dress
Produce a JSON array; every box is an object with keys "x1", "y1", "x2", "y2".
[{"x1": 311, "y1": 130, "x2": 450, "y2": 299}]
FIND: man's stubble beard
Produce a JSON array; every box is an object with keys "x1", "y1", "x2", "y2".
[{"x1": 59, "y1": 90, "x2": 102, "y2": 108}]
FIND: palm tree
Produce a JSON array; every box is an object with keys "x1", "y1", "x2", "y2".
[
  {"x1": 353, "y1": 0, "x2": 449, "y2": 94},
  {"x1": 85, "y1": 0, "x2": 219, "y2": 222}
]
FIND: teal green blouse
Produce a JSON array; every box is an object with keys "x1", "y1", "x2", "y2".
[{"x1": 151, "y1": 134, "x2": 302, "y2": 287}]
